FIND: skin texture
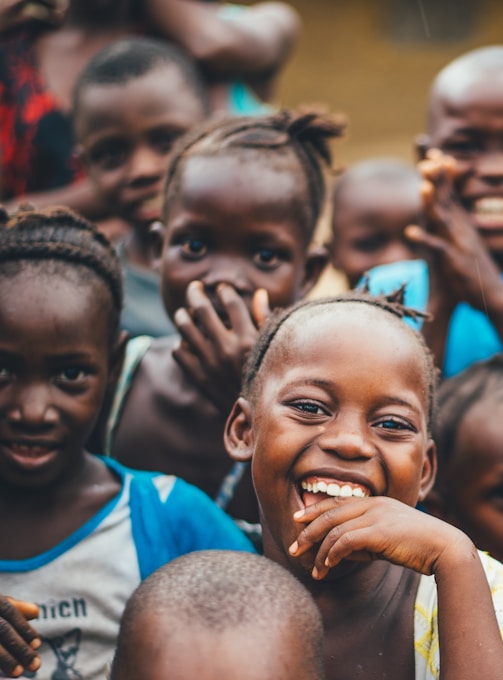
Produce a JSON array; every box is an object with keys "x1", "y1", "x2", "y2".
[
  {"x1": 75, "y1": 64, "x2": 207, "y2": 269},
  {"x1": 113, "y1": 615, "x2": 320, "y2": 680},
  {"x1": 110, "y1": 152, "x2": 326, "y2": 524},
  {"x1": 0, "y1": 268, "x2": 124, "y2": 677},
  {"x1": 225, "y1": 304, "x2": 503, "y2": 680},
  {"x1": 426, "y1": 398, "x2": 503, "y2": 563},
  {"x1": 331, "y1": 172, "x2": 421, "y2": 287},
  {"x1": 407, "y1": 50, "x2": 503, "y2": 370}
]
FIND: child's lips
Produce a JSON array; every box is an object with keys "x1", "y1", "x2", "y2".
[
  {"x1": 299, "y1": 475, "x2": 372, "y2": 508},
  {"x1": 1, "y1": 440, "x2": 59, "y2": 468}
]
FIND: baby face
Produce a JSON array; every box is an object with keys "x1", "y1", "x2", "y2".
[{"x1": 331, "y1": 175, "x2": 421, "y2": 287}]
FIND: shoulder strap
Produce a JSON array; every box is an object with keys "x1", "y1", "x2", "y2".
[{"x1": 105, "y1": 335, "x2": 152, "y2": 456}]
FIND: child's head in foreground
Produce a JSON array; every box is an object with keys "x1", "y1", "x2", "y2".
[
  {"x1": 0, "y1": 205, "x2": 123, "y2": 490},
  {"x1": 225, "y1": 290, "x2": 438, "y2": 578},
  {"x1": 425, "y1": 355, "x2": 503, "y2": 563},
  {"x1": 73, "y1": 37, "x2": 209, "y2": 232},
  {"x1": 156, "y1": 109, "x2": 345, "y2": 320},
  {"x1": 110, "y1": 550, "x2": 326, "y2": 680},
  {"x1": 423, "y1": 45, "x2": 503, "y2": 265},
  {"x1": 330, "y1": 158, "x2": 422, "y2": 288}
]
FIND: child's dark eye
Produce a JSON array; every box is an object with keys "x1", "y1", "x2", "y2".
[
  {"x1": 89, "y1": 141, "x2": 128, "y2": 170},
  {"x1": 352, "y1": 235, "x2": 387, "y2": 254},
  {"x1": 253, "y1": 248, "x2": 281, "y2": 268},
  {"x1": 0, "y1": 366, "x2": 12, "y2": 381},
  {"x1": 180, "y1": 238, "x2": 208, "y2": 258},
  {"x1": 290, "y1": 401, "x2": 326, "y2": 416},
  {"x1": 150, "y1": 130, "x2": 180, "y2": 154},
  {"x1": 375, "y1": 418, "x2": 413, "y2": 431},
  {"x1": 56, "y1": 368, "x2": 89, "y2": 383},
  {"x1": 441, "y1": 139, "x2": 479, "y2": 159}
]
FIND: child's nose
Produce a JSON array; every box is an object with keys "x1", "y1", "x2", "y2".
[
  {"x1": 317, "y1": 420, "x2": 375, "y2": 460},
  {"x1": 8, "y1": 384, "x2": 58, "y2": 427},
  {"x1": 202, "y1": 258, "x2": 252, "y2": 294},
  {"x1": 128, "y1": 146, "x2": 164, "y2": 184},
  {"x1": 476, "y1": 151, "x2": 503, "y2": 184}
]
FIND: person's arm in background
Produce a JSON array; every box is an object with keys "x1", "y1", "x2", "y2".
[
  {"x1": 144, "y1": 0, "x2": 300, "y2": 102},
  {"x1": 0, "y1": 0, "x2": 66, "y2": 33}
]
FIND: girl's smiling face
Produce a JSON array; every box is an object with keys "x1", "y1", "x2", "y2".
[
  {"x1": 226, "y1": 303, "x2": 435, "y2": 577},
  {"x1": 158, "y1": 153, "x2": 323, "y2": 320},
  {"x1": 0, "y1": 267, "x2": 116, "y2": 490}
]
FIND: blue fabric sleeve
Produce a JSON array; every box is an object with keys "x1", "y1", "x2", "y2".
[
  {"x1": 129, "y1": 471, "x2": 255, "y2": 580},
  {"x1": 163, "y1": 478, "x2": 256, "y2": 555}
]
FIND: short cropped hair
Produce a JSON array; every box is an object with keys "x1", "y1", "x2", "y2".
[
  {"x1": 73, "y1": 37, "x2": 209, "y2": 115},
  {"x1": 111, "y1": 550, "x2": 326, "y2": 679}
]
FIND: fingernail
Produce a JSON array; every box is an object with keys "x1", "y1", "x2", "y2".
[
  {"x1": 312, "y1": 567, "x2": 320, "y2": 579},
  {"x1": 28, "y1": 656, "x2": 41, "y2": 671},
  {"x1": 11, "y1": 666, "x2": 23, "y2": 678},
  {"x1": 324, "y1": 558, "x2": 331, "y2": 567},
  {"x1": 31, "y1": 637, "x2": 42, "y2": 650},
  {"x1": 174, "y1": 308, "x2": 189, "y2": 324},
  {"x1": 293, "y1": 509, "x2": 305, "y2": 520},
  {"x1": 188, "y1": 280, "x2": 203, "y2": 293},
  {"x1": 288, "y1": 541, "x2": 299, "y2": 555}
]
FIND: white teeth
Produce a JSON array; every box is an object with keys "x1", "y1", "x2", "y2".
[
  {"x1": 327, "y1": 482, "x2": 340, "y2": 496},
  {"x1": 474, "y1": 197, "x2": 503, "y2": 215},
  {"x1": 300, "y1": 480, "x2": 368, "y2": 498}
]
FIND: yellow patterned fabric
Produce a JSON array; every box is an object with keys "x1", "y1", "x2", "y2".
[{"x1": 414, "y1": 551, "x2": 503, "y2": 679}]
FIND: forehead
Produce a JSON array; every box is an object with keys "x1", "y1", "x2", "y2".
[
  {"x1": 169, "y1": 153, "x2": 307, "y2": 235},
  {"x1": 75, "y1": 65, "x2": 205, "y2": 139},
  {"x1": 334, "y1": 174, "x2": 421, "y2": 218},
  {"x1": 429, "y1": 68, "x2": 503, "y2": 136},
  {"x1": 0, "y1": 264, "x2": 111, "y2": 343},
  {"x1": 261, "y1": 305, "x2": 428, "y2": 404}
]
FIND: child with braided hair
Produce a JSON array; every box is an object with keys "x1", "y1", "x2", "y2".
[
  {"x1": 106, "y1": 108, "x2": 344, "y2": 530},
  {"x1": 0, "y1": 205, "x2": 253, "y2": 680},
  {"x1": 224, "y1": 289, "x2": 503, "y2": 680}
]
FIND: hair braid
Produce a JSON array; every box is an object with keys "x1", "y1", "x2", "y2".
[
  {"x1": 163, "y1": 107, "x2": 346, "y2": 240},
  {"x1": 0, "y1": 205, "x2": 123, "y2": 313}
]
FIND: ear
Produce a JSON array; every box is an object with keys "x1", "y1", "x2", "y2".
[
  {"x1": 150, "y1": 221, "x2": 166, "y2": 270},
  {"x1": 108, "y1": 330, "x2": 129, "y2": 390},
  {"x1": 414, "y1": 133, "x2": 432, "y2": 162},
  {"x1": 300, "y1": 246, "x2": 329, "y2": 298},
  {"x1": 224, "y1": 397, "x2": 254, "y2": 462},
  {"x1": 417, "y1": 439, "x2": 437, "y2": 502}
]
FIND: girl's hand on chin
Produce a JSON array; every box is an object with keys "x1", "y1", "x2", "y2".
[{"x1": 288, "y1": 496, "x2": 473, "y2": 581}]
